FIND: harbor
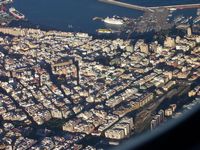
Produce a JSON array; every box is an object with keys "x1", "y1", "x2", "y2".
[
  {"x1": 0, "y1": 0, "x2": 25, "y2": 26},
  {"x1": 0, "y1": 0, "x2": 198, "y2": 37}
]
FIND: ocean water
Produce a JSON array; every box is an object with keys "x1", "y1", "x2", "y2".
[{"x1": 11, "y1": 0, "x2": 200, "y2": 33}]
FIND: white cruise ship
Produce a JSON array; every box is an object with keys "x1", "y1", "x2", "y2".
[{"x1": 103, "y1": 17, "x2": 124, "y2": 25}]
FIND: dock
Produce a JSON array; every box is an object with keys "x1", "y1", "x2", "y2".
[{"x1": 151, "y1": 3, "x2": 200, "y2": 10}]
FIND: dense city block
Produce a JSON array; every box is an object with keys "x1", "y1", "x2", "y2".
[{"x1": 0, "y1": 26, "x2": 199, "y2": 149}]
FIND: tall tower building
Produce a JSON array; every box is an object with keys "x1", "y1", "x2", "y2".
[
  {"x1": 187, "y1": 27, "x2": 192, "y2": 37},
  {"x1": 164, "y1": 37, "x2": 175, "y2": 48},
  {"x1": 175, "y1": 36, "x2": 181, "y2": 44},
  {"x1": 73, "y1": 57, "x2": 80, "y2": 86},
  {"x1": 126, "y1": 45, "x2": 134, "y2": 52},
  {"x1": 150, "y1": 41, "x2": 158, "y2": 53},
  {"x1": 76, "y1": 60, "x2": 79, "y2": 86},
  {"x1": 140, "y1": 43, "x2": 149, "y2": 54}
]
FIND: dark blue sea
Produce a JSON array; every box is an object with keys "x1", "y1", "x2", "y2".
[{"x1": 10, "y1": 0, "x2": 200, "y2": 33}]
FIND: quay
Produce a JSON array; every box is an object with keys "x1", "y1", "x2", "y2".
[
  {"x1": 99, "y1": 0, "x2": 200, "y2": 12},
  {"x1": 151, "y1": 3, "x2": 200, "y2": 10}
]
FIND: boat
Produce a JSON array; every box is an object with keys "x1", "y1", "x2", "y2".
[
  {"x1": 96, "y1": 28, "x2": 112, "y2": 34},
  {"x1": 193, "y1": 16, "x2": 200, "y2": 24},
  {"x1": 9, "y1": 7, "x2": 25, "y2": 19},
  {"x1": 174, "y1": 16, "x2": 184, "y2": 24},
  {"x1": 103, "y1": 17, "x2": 124, "y2": 25},
  {"x1": 169, "y1": 8, "x2": 177, "y2": 11}
]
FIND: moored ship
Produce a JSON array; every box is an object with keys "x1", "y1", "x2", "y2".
[
  {"x1": 103, "y1": 17, "x2": 124, "y2": 25},
  {"x1": 194, "y1": 16, "x2": 200, "y2": 24},
  {"x1": 96, "y1": 28, "x2": 113, "y2": 34},
  {"x1": 9, "y1": 7, "x2": 25, "y2": 19}
]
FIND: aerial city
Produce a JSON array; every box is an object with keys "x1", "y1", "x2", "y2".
[{"x1": 0, "y1": 0, "x2": 200, "y2": 149}]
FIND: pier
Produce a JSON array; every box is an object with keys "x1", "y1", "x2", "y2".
[
  {"x1": 98, "y1": 0, "x2": 155, "y2": 12},
  {"x1": 151, "y1": 3, "x2": 200, "y2": 10},
  {"x1": 99, "y1": 0, "x2": 200, "y2": 12}
]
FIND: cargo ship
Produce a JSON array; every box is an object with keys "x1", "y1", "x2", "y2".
[
  {"x1": 9, "y1": 7, "x2": 25, "y2": 20},
  {"x1": 96, "y1": 28, "x2": 113, "y2": 34},
  {"x1": 103, "y1": 17, "x2": 124, "y2": 25}
]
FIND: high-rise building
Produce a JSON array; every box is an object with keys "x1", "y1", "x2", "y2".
[
  {"x1": 150, "y1": 119, "x2": 157, "y2": 130},
  {"x1": 105, "y1": 128, "x2": 125, "y2": 140},
  {"x1": 175, "y1": 36, "x2": 181, "y2": 44},
  {"x1": 134, "y1": 39, "x2": 145, "y2": 50},
  {"x1": 158, "y1": 110, "x2": 165, "y2": 123},
  {"x1": 164, "y1": 37, "x2": 175, "y2": 48},
  {"x1": 165, "y1": 108, "x2": 173, "y2": 117},
  {"x1": 154, "y1": 115, "x2": 160, "y2": 125},
  {"x1": 74, "y1": 59, "x2": 80, "y2": 85},
  {"x1": 196, "y1": 36, "x2": 200, "y2": 43},
  {"x1": 126, "y1": 45, "x2": 134, "y2": 52},
  {"x1": 150, "y1": 41, "x2": 158, "y2": 53},
  {"x1": 170, "y1": 104, "x2": 177, "y2": 112},
  {"x1": 140, "y1": 43, "x2": 149, "y2": 54},
  {"x1": 187, "y1": 27, "x2": 192, "y2": 37}
]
